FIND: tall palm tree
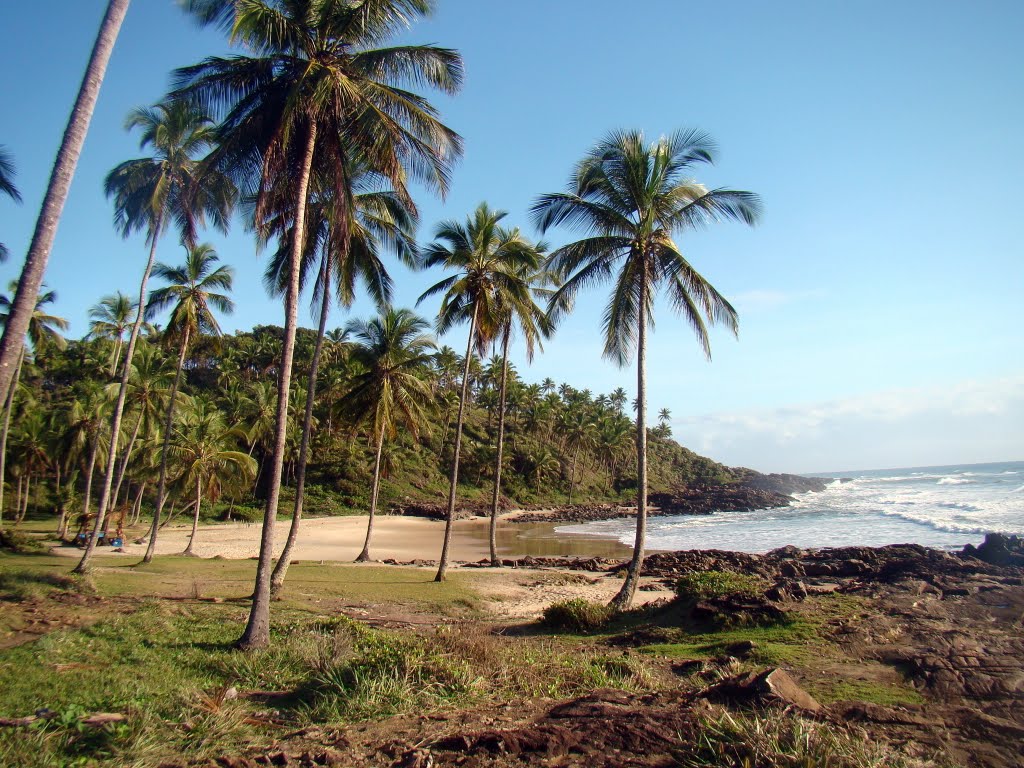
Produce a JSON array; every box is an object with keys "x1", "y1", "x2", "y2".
[
  {"x1": 532, "y1": 129, "x2": 761, "y2": 609},
  {"x1": 87, "y1": 292, "x2": 141, "y2": 376},
  {"x1": 486, "y1": 254, "x2": 554, "y2": 566},
  {"x1": 264, "y1": 164, "x2": 416, "y2": 593},
  {"x1": 74, "y1": 100, "x2": 235, "y2": 574},
  {"x1": 342, "y1": 308, "x2": 435, "y2": 562},
  {"x1": 139, "y1": 244, "x2": 234, "y2": 565},
  {"x1": 562, "y1": 409, "x2": 598, "y2": 504},
  {"x1": 0, "y1": 146, "x2": 23, "y2": 262},
  {"x1": 168, "y1": 400, "x2": 255, "y2": 556},
  {"x1": 417, "y1": 203, "x2": 543, "y2": 581},
  {"x1": 0, "y1": 0, "x2": 130, "y2": 406},
  {"x1": 176, "y1": 0, "x2": 463, "y2": 650},
  {"x1": 0, "y1": 286, "x2": 67, "y2": 527}
]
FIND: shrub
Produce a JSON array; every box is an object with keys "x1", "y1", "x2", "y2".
[
  {"x1": 674, "y1": 571, "x2": 763, "y2": 603},
  {"x1": 0, "y1": 528, "x2": 47, "y2": 554},
  {"x1": 541, "y1": 598, "x2": 612, "y2": 632}
]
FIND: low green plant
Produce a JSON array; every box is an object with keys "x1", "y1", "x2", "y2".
[
  {"x1": 678, "y1": 709, "x2": 936, "y2": 767},
  {"x1": 541, "y1": 598, "x2": 613, "y2": 632},
  {"x1": 674, "y1": 571, "x2": 764, "y2": 603},
  {"x1": 0, "y1": 528, "x2": 47, "y2": 554}
]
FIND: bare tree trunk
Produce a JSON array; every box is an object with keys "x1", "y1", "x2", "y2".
[
  {"x1": 435, "y1": 304, "x2": 478, "y2": 582},
  {"x1": 0, "y1": 0, "x2": 130, "y2": 405},
  {"x1": 357, "y1": 423, "x2": 386, "y2": 562},
  {"x1": 76, "y1": 217, "x2": 162, "y2": 574},
  {"x1": 238, "y1": 122, "x2": 317, "y2": 650},
  {"x1": 612, "y1": 263, "x2": 648, "y2": 611},
  {"x1": 184, "y1": 475, "x2": 201, "y2": 556},
  {"x1": 568, "y1": 444, "x2": 580, "y2": 505},
  {"x1": 81, "y1": 434, "x2": 100, "y2": 523},
  {"x1": 130, "y1": 482, "x2": 145, "y2": 526},
  {"x1": 271, "y1": 249, "x2": 331, "y2": 594},
  {"x1": 488, "y1": 330, "x2": 511, "y2": 567},
  {"x1": 14, "y1": 475, "x2": 24, "y2": 525},
  {"x1": 0, "y1": 347, "x2": 25, "y2": 528},
  {"x1": 109, "y1": 411, "x2": 143, "y2": 517},
  {"x1": 141, "y1": 326, "x2": 190, "y2": 565}
]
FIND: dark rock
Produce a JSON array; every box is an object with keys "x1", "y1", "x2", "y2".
[
  {"x1": 703, "y1": 667, "x2": 822, "y2": 712},
  {"x1": 963, "y1": 533, "x2": 1024, "y2": 567},
  {"x1": 691, "y1": 594, "x2": 788, "y2": 628}
]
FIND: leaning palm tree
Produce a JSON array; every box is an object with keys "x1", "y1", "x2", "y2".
[
  {"x1": 417, "y1": 203, "x2": 543, "y2": 581},
  {"x1": 532, "y1": 129, "x2": 761, "y2": 609},
  {"x1": 175, "y1": 0, "x2": 463, "y2": 650},
  {"x1": 486, "y1": 255, "x2": 555, "y2": 566},
  {"x1": 140, "y1": 244, "x2": 234, "y2": 564},
  {"x1": 74, "y1": 100, "x2": 235, "y2": 574},
  {"x1": 168, "y1": 400, "x2": 255, "y2": 556},
  {"x1": 0, "y1": 145, "x2": 23, "y2": 262},
  {"x1": 0, "y1": 0, "x2": 130, "y2": 406},
  {"x1": 341, "y1": 308, "x2": 435, "y2": 562}
]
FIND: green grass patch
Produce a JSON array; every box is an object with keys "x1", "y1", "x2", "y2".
[
  {"x1": 807, "y1": 675, "x2": 925, "y2": 707},
  {"x1": 541, "y1": 598, "x2": 613, "y2": 632},
  {"x1": 674, "y1": 570, "x2": 765, "y2": 602}
]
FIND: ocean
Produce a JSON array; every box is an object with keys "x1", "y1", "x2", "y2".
[{"x1": 556, "y1": 460, "x2": 1024, "y2": 553}]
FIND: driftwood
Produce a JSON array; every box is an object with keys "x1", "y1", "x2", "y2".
[{"x1": 0, "y1": 710, "x2": 126, "y2": 728}]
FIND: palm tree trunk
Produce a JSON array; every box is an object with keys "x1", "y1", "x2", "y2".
[
  {"x1": 15, "y1": 475, "x2": 26, "y2": 525},
  {"x1": 184, "y1": 475, "x2": 201, "y2": 556},
  {"x1": 488, "y1": 330, "x2": 511, "y2": 567},
  {"x1": 18, "y1": 473, "x2": 32, "y2": 525},
  {"x1": 271, "y1": 249, "x2": 331, "y2": 594},
  {"x1": 130, "y1": 482, "x2": 145, "y2": 526},
  {"x1": 0, "y1": 346, "x2": 25, "y2": 528},
  {"x1": 568, "y1": 445, "x2": 580, "y2": 505},
  {"x1": 55, "y1": 462, "x2": 66, "y2": 537},
  {"x1": 0, "y1": 0, "x2": 130, "y2": 406},
  {"x1": 141, "y1": 325, "x2": 190, "y2": 565},
  {"x1": 110, "y1": 338, "x2": 122, "y2": 378},
  {"x1": 76, "y1": 214, "x2": 163, "y2": 574},
  {"x1": 81, "y1": 433, "x2": 100, "y2": 522},
  {"x1": 109, "y1": 411, "x2": 143, "y2": 518},
  {"x1": 435, "y1": 304, "x2": 479, "y2": 582},
  {"x1": 612, "y1": 264, "x2": 648, "y2": 611},
  {"x1": 357, "y1": 423, "x2": 386, "y2": 563},
  {"x1": 239, "y1": 122, "x2": 317, "y2": 651}
]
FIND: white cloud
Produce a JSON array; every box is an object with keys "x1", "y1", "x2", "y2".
[{"x1": 675, "y1": 375, "x2": 1024, "y2": 473}]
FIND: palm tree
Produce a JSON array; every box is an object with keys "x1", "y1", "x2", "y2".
[
  {"x1": 562, "y1": 409, "x2": 597, "y2": 504},
  {"x1": 169, "y1": 400, "x2": 255, "y2": 556},
  {"x1": 0, "y1": 0, "x2": 130, "y2": 406},
  {"x1": 417, "y1": 203, "x2": 543, "y2": 581},
  {"x1": 0, "y1": 146, "x2": 23, "y2": 262},
  {"x1": 74, "y1": 100, "x2": 235, "y2": 574},
  {"x1": 176, "y1": 0, "x2": 463, "y2": 650},
  {"x1": 87, "y1": 292, "x2": 142, "y2": 376},
  {"x1": 139, "y1": 244, "x2": 234, "y2": 565},
  {"x1": 486, "y1": 254, "x2": 554, "y2": 566},
  {"x1": 532, "y1": 129, "x2": 761, "y2": 609},
  {"x1": 264, "y1": 164, "x2": 417, "y2": 594},
  {"x1": 341, "y1": 308, "x2": 435, "y2": 562},
  {"x1": 0, "y1": 286, "x2": 68, "y2": 527}
]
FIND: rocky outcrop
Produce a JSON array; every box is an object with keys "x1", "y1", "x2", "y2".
[{"x1": 731, "y1": 469, "x2": 832, "y2": 495}]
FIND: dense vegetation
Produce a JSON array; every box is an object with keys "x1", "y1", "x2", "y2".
[{"x1": 0, "y1": 315, "x2": 739, "y2": 534}]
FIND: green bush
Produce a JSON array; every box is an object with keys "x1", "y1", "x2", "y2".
[
  {"x1": 0, "y1": 528, "x2": 47, "y2": 554},
  {"x1": 674, "y1": 571, "x2": 763, "y2": 603},
  {"x1": 541, "y1": 598, "x2": 612, "y2": 632}
]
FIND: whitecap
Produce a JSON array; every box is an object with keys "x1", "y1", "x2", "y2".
[{"x1": 937, "y1": 477, "x2": 972, "y2": 485}]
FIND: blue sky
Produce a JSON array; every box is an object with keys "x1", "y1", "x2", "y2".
[{"x1": 2, "y1": 0, "x2": 1022, "y2": 473}]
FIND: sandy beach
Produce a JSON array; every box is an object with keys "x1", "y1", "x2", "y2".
[{"x1": 63, "y1": 512, "x2": 635, "y2": 563}]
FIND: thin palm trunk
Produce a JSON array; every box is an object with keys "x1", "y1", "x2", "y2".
[
  {"x1": 568, "y1": 444, "x2": 580, "y2": 505},
  {"x1": 611, "y1": 265, "x2": 649, "y2": 610},
  {"x1": 270, "y1": 250, "x2": 331, "y2": 593},
  {"x1": 435, "y1": 304, "x2": 478, "y2": 582},
  {"x1": 109, "y1": 411, "x2": 143, "y2": 518},
  {"x1": 14, "y1": 475, "x2": 25, "y2": 525},
  {"x1": 184, "y1": 475, "x2": 202, "y2": 556},
  {"x1": 130, "y1": 482, "x2": 145, "y2": 526},
  {"x1": 110, "y1": 338, "x2": 122, "y2": 377},
  {"x1": 488, "y1": 330, "x2": 511, "y2": 566},
  {"x1": 0, "y1": 347, "x2": 25, "y2": 527},
  {"x1": 238, "y1": 122, "x2": 317, "y2": 650},
  {"x1": 0, "y1": 0, "x2": 130, "y2": 406},
  {"x1": 141, "y1": 325, "x2": 190, "y2": 564},
  {"x1": 357, "y1": 423, "x2": 386, "y2": 562},
  {"x1": 81, "y1": 433, "x2": 101, "y2": 522},
  {"x1": 76, "y1": 218, "x2": 163, "y2": 573},
  {"x1": 17, "y1": 473, "x2": 30, "y2": 528},
  {"x1": 55, "y1": 462, "x2": 67, "y2": 537}
]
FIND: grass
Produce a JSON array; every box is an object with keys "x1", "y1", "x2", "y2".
[{"x1": 806, "y1": 675, "x2": 925, "y2": 708}]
